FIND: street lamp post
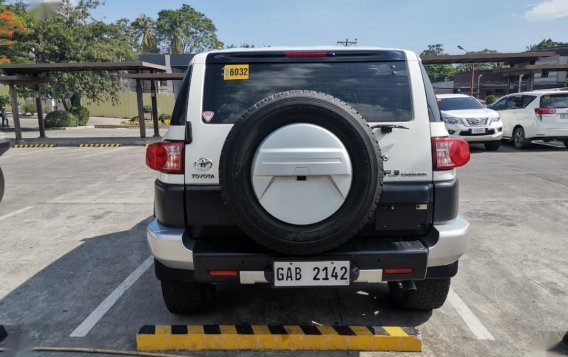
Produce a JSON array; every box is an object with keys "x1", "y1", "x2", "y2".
[
  {"x1": 477, "y1": 74, "x2": 483, "y2": 99},
  {"x1": 457, "y1": 45, "x2": 475, "y2": 97}
]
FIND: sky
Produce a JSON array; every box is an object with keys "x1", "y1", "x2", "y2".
[{"x1": 86, "y1": 0, "x2": 567, "y2": 54}]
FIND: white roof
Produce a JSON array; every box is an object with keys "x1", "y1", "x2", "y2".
[
  {"x1": 436, "y1": 94, "x2": 474, "y2": 99},
  {"x1": 509, "y1": 90, "x2": 568, "y2": 96},
  {"x1": 206, "y1": 46, "x2": 413, "y2": 54}
]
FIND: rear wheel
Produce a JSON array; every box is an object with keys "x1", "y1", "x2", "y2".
[
  {"x1": 484, "y1": 141, "x2": 501, "y2": 151},
  {"x1": 513, "y1": 127, "x2": 530, "y2": 149},
  {"x1": 160, "y1": 280, "x2": 215, "y2": 315},
  {"x1": 388, "y1": 279, "x2": 451, "y2": 310}
]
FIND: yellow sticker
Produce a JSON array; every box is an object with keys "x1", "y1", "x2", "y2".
[
  {"x1": 224, "y1": 64, "x2": 249, "y2": 80},
  {"x1": 543, "y1": 95, "x2": 550, "y2": 100}
]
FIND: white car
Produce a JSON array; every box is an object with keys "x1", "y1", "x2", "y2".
[
  {"x1": 437, "y1": 94, "x2": 503, "y2": 151},
  {"x1": 489, "y1": 90, "x2": 568, "y2": 149}
]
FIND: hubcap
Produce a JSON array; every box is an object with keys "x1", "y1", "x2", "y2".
[{"x1": 251, "y1": 123, "x2": 352, "y2": 225}]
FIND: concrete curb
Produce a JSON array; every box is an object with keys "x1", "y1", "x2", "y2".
[
  {"x1": 9, "y1": 137, "x2": 161, "y2": 147},
  {"x1": 95, "y1": 125, "x2": 168, "y2": 129},
  {"x1": 136, "y1": 325, "x2": 422, "y2": 352}
]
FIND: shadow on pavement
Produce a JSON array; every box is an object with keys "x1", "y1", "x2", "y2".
[{"x1": 0, "y1": 216, "x2": 433, "y2": 352}]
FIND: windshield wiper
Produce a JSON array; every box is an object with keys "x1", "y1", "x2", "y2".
[{"x1": 371, "y1": 124, "x2": 410, "y2": 134}]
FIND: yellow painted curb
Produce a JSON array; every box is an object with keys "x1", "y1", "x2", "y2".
[
  {"x1": 136, "y1": 325, "x2": 422, "y2": 352},
  {"x1": 78, "y1": 144, "x2": 121, "y2": 147},
  {"x1": 12, "y1": 144, "x2": 56, "y2": 148}
]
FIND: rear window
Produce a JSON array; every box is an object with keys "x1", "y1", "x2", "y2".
[
  {"x1": 438, "y1": 97, "x2": 484, "y2": 111},
  {"x1": 202, "y1": 61, "x2": 413, "y2": 123},
  {"x1": 541, "y1": 94, "x2": 568, "y2": 109}
]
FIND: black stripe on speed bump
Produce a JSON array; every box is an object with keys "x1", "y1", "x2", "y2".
[
  {"x1": 300, "y1": 325, "x2": 321, "y2": 335},
  {"x1": 203, "y1": 325, "x2": 221, "y2": 334},
  {"x1": 333, "y1": 326, "x2": 355, "y2": 336},
  {"x1": 138, "y1": 325, "x2": 155, "y2": 335},
  {"x1": 369, "y1": 326, "x2": 387, "y2": 335},
  {"x1": 268, "y1": 325, "x2": 287, "y2": 335},
  {"x1": 171, "y1": 325, "x2": 188, "y2": 334},
  {"x1": 235, "y1": 324, "x2": 254, "y2": 335}
]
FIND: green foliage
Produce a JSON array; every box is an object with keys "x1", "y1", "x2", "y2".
[
  {"x1": 527, "y1": 39, "x2": 567, "y2": 51},
  {"x1": 485, "y1": 95, "x2": 496, "y2": 105},
  {"x1": 131, "y1": 14, "x2": 158, "y2": 53},
  {"x1": 159, "y1": 113, "x2": 170, "y2": 121},
  {"x1": 69, "y1": 106, "x2": 90, "y2": 126},
  {"x1": 156, "y1": 4, "x2": 223, "y2": 54},
  {"x1": 421, "y1": 44, "x2": 458, "y2": 83},
  {"x1": 19, "y1": 1, "x2": 137, "y2": 106},
  {"x1": 45, "y1": 110, "x2": 77, "y2": 128},
  {"x1": 143, "y1": 104, "x2": 152, "y2": 113},
  {"x1": 0, "y1": 95, "x2": 9, "y2": 109},
  {"x1": 23, "y1": 103, "x2": 36, "y2": 114}
]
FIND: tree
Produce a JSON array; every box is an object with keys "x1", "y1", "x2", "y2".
[
  {"x1": 21, "y1": 0, "x2": 137, "y2": 109},
  {"x1": 527, "y1": 38, "x2": 567, "y2": 51},
  {"x1": 131, "y1": 14, "x2": 158, "y2": 53},
  {"x1": 156, "y1": 4, "x2": 223, "y2": 54},
  {"x1": 420, "y1": 44, "x2": 458, "y2": 83},
  {"x1": 0, "y1": 0, "x2": 32, "y2": 64}
]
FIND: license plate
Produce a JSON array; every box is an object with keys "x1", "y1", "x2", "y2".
[
  {"x1": 560, "y1": 113, "x2": 568, "y2": 119},
  {"x1": 471, "y1": 128, "x2": 486, "y2": 134},
  {"x1": 273, "y1": 261, "x2": 350, "y2": 287}
]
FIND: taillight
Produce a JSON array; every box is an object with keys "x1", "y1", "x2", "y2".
[
  {"x1": 145, "y1": 141, "x2": 184, "y2": 174},
  {"x1": 284, "y1": 51, "x2": 327, "y2": 58},
  {"x1": 535, "y1": 107, "x2": 556, "y2": 120},
  {"x1": 432, "y1": 138, "x2": 470, "y2": 170},
  {"x1": 535, "y1": 108, "x2": 556, "y2": 115}
]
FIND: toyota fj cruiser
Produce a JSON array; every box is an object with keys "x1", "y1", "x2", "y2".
[{"x1": 145, "y1": 47, "x2": 470, "y2": 314}]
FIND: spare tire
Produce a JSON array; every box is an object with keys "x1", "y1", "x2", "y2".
[{"x1": 219, "y1": 90, "x2": 383, "y2": 255}]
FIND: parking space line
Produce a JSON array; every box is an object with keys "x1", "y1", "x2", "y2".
[
  {"x1": 0, "y1": 147, "x2": 65, "y2": 159},
  {"x1": 0, "y1": 206, "x2": 34, "y2": 223},
  {"x1": 448, "y1": 287, "x2": 495, "y2": 340},
  {"x1": 81, "y1": 147, "x2": 135, "y2": 158},
  {"x1": 70, "y1": 256, "x2": 153, "y2": 338}
]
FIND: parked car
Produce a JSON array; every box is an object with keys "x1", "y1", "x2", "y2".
[
  {"x1": 145, "y1": 47, "x2": 470, "y2": 314},
  {"x1": 437, "y1": 94, "x2": 503, "y2": 151},
  {"x1": 489, "y1": 91, "x2": 568, "y2": 149},
  {"x1": 0, "y1": 136, "x2": 9, "y2": 203}
]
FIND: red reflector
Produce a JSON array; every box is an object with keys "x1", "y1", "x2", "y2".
[
  {"x1": 384, "y1": 268, "x2": 413, "y2": 275},
  {"x1": 285, "y1": 51, "x2": 327, "y2": 58},
  {"x1": 535, "y1": 108, "x2": 556, "y2": 115},
  {"x1": 145, "y1": 141, "x2": 184, "y2": 174},
  {"x1": 208, "y1": 270, "x2": 238, "y2": 277},
  {"x1": 432, "y1": 138, "x2": 470, "y2": 170}
]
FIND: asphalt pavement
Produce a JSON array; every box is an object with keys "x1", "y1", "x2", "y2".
[{"x1": 0, "y1": 141, "x2": 567, "y2": 357}]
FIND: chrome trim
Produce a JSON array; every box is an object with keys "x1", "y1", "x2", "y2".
[
  {"x1": 146, "y1": 219, "x2": 194, "y2": 270},
  {"x1": 354, "y1": 269, "x2": 383, "y2": 283}
]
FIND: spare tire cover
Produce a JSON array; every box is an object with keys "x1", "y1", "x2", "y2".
[{"x1": 219, "y1": 90, "x2": 383, "y2": 255}]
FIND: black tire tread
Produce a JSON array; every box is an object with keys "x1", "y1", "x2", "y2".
[
  {"x1": 160, "y1": 280, "x2": 213, "y2": 315},
  {"x1": 219, "y1": 90, "x2": 382, "y2": 255},
  {"x1": 388, "y1": 279, "x2": 451, "y2": 310},
  {"x1": 513, "y1": 126, "x2": 530, "y2": 149},
  {"x1": 0, "y1": 168, "x2": 4, "y2": 204}
]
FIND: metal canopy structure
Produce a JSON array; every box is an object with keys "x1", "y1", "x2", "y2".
[
  {"x1": 420, "y1": 51, "x2": 556, "y2": 65},
  {"x1": 0, "y1": 61, "x2": 167, "y2": 142}
]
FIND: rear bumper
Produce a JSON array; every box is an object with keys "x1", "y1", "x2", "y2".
[{"x1": 146, "y1": 215, "x2": 469, "y2": 284}]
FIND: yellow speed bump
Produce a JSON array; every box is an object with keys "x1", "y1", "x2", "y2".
[
  {"x1": 12, "y1": 144, "x2": 56, "y2": 148},
  {"x1": 78, "y1": 143, "x2": 120, "y2": 147},
  {"x1": 136, "y1": 324, "x2": 422, "y2": 352}
]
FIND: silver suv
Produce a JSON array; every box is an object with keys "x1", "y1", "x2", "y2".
[{"x1": 145, "y1": 47, "x2": 470, "y2": 314}]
